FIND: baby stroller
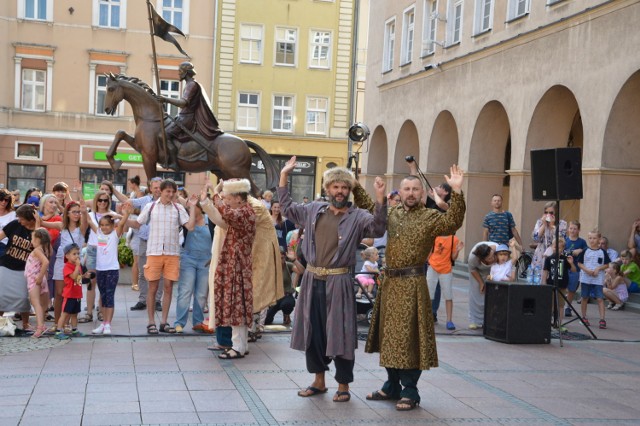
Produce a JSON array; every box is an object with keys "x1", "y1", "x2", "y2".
[{"x1": 353, "y1": 272, "x2": 377, "y2": 324}]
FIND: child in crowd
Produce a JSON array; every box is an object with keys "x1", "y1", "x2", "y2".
[
  {"x1": 84, "y1": 201, "x2": 130, "y2": 335},
  {"x1": 356, "y1": 247, "x2": 379, "y2": 298},
  {"x1": 488, "y1": 242, "x2": 518, "y2": 282},
  {"x1": 541, "y1": 238, "x2": 576, "y2": 331},
  {"x1": 24, "y1": 228, "x2": 51, "y2": 338},
  {"x1": 564, "y1": 220, "x2": 588, "y2": 317},
  {"x1": 603, "y1": 262, "x2": 628, "y2": 310},
  {"x1": 619, "y1": 250, "x2": 640, "y2": 293},
  {"x1": 426, "y1": 234, "x2": 463, "y2": 330},
  {"x1": 576, "y1": 230, "x2": 611, "y2": 329},
  {"x1": 55, "y1": 244, "x2": 86, "y2": 340}
]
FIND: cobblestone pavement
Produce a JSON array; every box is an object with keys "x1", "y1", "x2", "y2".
[{"x1": 1, "y1": 273, "x2": 639, "y2": 425}]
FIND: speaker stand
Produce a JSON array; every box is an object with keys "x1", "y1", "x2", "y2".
[{"x1": 550, "y1": 201, "x2": 597, "y2": 347}]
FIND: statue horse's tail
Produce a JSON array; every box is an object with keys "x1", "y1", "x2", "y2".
[{"x1": 244, "y1": 140, "x2": 279, "y2": 190}]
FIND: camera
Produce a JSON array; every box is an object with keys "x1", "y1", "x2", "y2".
[{"x1": 405, "y1": 155, "x2": 415, "y2": 162}]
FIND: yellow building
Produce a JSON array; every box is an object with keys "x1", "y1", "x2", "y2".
[
  {"x1": 0, "y1": 0, "x2": 364, "y2": 201},
  {"x1": 212, "y1": 0, "x2": 362, "y2": 200}
]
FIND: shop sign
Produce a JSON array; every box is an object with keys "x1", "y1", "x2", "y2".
[{"x1": 93, "y1": 152, "x2": 143, "y2": 163}]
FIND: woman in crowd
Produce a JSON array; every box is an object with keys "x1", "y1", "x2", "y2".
[
  {"x1": 270, "y1": 201, "x2": 295, "y2": 252},
  {"x1": 531, "y1": 201, "x2": 567, "y2": 269},
  {"x1": 174, "y1": 196, "x2": 212, "y2": 333},
  {"x1": 0, "y1": 188, "x2": 17, "y2": 257},
  {"x1": 467, "y1": 241, "x2": 499, "y2": 330},
  {"x1": 0, "y1": 204, "x2": 39, "y2": 331},
  {"x1": 22, "y1": 187, "x2": 42, "y2": 206},
  {"x1": 100, "y1": 180, "x2": 118, "y2": 211},
  {"x1": 39, "y1": 200, "x2": 88, "y2": 327}
]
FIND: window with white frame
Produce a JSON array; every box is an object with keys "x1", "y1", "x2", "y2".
[
  {"x1": 309, "y1": 31, "x2": 331, "y2": 69},
  {"x1": 16, "y1": 142, "x2": 43, "y2": 161},
  {"x1": 306, "y1": 97, "x2": 327, "y2": 135},
  {"x1": 160, "y1": 79, "x2": 181, "y2": 117},
  {"x1": 19, "y1": 0, "x2": 52, "y2": 21},
  {"x1": 507, "y1": 0, "x2": 530, "y2": 21},
  {"x1": 240, "y1": 24, "x2": 263, "y2": 64},
  {"x1": 237, "y1": 92, "x2": 260, "y2": 131},
  {"x1": 422, "y1": 0, "x2": 438, "y2": 56},
  {"x1": 401, "y1": 6, "x2": 415, "y2": 65},
  {"x1": 272, "y1": 95, "x2": 294, "y2": 132},
  {"x1": 95, "y1": 75, "x2": 112, "y2": 116},
  {"x1": 447, "y1": 0, "x2": 463, "y2": 45},
  {"x1": 382, "y1": 18, "x2": 396, "y2": 72},
  {"x1": 21, "y1": 69, "x2": 46, "y2": 112},
  {"x1": 159, "y1": 0, "x2": 190, "y2": 33},
  {"x1": 474, "y1": 0, "x2": 493, "y2": 34},
  {"x1": 96, "y1": 0, "x2": 126, "y2": 28},
  {"x1": 275, "y1": 27, "x2": 297, "y2": 66}
]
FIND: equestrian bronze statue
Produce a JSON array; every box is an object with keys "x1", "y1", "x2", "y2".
[{"x1": 103, "y1": 64, "x2": 277, "y2": 195}]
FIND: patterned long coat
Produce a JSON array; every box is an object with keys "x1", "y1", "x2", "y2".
[
  {"x1": 277, "y1": 187, "x2": 387, "y2": 361},
  {"x1": 353, "y1": 187, "x2": 466, "y2": 370},
  {"x1": 213, "y1": 202, "x2": 256, "y2": 328}
]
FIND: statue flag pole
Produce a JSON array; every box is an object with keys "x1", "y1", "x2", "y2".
[{"x1": 146, "y1": 0, "x2": 170, "y2": 169}]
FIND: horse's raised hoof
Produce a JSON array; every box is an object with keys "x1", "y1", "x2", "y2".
[{"x1": 112, "y1": 159, "x2": 123, "y2": 171}]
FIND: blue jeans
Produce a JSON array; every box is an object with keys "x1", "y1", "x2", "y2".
[
  {"x1": 174, "y1": 255, "x2": 209, "y2": 328},
  {"x1": 216, "y1": 326, "x2": 232, "y2": 347}
]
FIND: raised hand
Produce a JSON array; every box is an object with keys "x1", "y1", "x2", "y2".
[
  {"x1": 281, "y1": 156, "x2": 297, "y2": 175},
  {"x1": 187, "y1": 194, "x2": 199, "y2": 207},
  {"x1": 444, "y1": 164, "x2": 464, "y2": 192},
  {"x1": 373, "y1": 176, "x2": 386, "y2": 203}
]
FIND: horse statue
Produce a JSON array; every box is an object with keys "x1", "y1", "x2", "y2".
[{"x1": 103, "y1": 73, "x2": 277, "y2": 195}]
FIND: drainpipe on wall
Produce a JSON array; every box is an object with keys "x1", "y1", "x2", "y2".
[{"x1": 347, "y1": 0, "x2": 361, "y2": 161}]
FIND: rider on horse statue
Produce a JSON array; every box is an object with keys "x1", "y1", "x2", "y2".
[{"x1": 155, "y1": 62, "x2": 223, "y2": 170}]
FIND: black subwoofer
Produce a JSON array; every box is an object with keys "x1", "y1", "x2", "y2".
[
  {"x1": 483, "y1": 281, "x2": 552, "y2": 344},
  {"x1": 531, "y1": 147, "x2": 583, "y2": 201}
]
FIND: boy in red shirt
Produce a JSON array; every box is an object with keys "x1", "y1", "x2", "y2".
[{"x1": 55, "y1": 244, "x2": 87, "y2": 340}]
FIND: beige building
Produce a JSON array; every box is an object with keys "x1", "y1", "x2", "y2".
[
  {"x1": 361, "y1": 0, "x2": 640, "y2": 257},
  {"x1": 0, "y1": 0, "x2": 367, "y2": 201}
]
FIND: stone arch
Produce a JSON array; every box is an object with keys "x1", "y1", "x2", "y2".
[
  {"x1": 391, "y1": 120, "x2": 420, "y2": 189},
  {"x1": 466, "y1": 101, "x2": 511, "y2": 248},
  {"x1": 426, "y1": 111, "x2": 459, "y2": 175},
  {"x1": 599, "y1": 70, "x2": 640, "y2": 247},
  {"x1": 366, "y1": 125, "x2": 388, "y2": 175},
  {"x1": 523, "y1": 85, "x2": 583, "y2": 242}
]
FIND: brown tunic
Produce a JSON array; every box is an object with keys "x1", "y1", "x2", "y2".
[{"x1": 353, "y1": 186, "x2": 466, "y2": 370}]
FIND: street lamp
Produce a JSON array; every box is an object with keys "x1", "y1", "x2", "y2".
[{"x1": 347, "y1": 123, "x2": 370, "y2": 179}]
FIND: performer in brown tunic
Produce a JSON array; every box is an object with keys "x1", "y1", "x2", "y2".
[
  {"x1": 353, "y1": 166, "x2": 466, "y2": 411},
  {"x1": 278, "y1": 156, "x2": 387, "y2": 402},
  {"x1": 199, "y1": 179, "x2": 256, "y2": 359}
]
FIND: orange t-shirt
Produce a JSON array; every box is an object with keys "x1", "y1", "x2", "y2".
[{"x1": 428, "y1": 235, "x2": 459, "y2": 274}]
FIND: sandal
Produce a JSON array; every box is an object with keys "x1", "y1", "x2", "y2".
[
  {"x1": 248, "y1": 331, "x2": 258, "y2": 343},
  {"x1": 32, "y1": 325, "x2": 47, "y2": 339},
  {"x1": 297, "y1": 386, "x2": 328, "y2": 397},
  {"x1": 218, "y1": 348, "x2": 244, "y2": 359},
  {"x1": 159, "y1": 323, "x2": 176, "y2": 334},
  {"x1": 366, "y1": 390, "x2": 399, "y2": 401},
  {"x1": 97, "y1": 312, "x2": 104, "y2": 322},
  {"x1": 396, "y1": 398, "x2": 419, "y2": 411},
  {"x1": 333, "y1": 390, "x2": 351, "y2": 402},
  {"x1": 207, "y1": 345, "x2": 231, "y2": 352},
  {"x1": 147, "y1": 324, "x2": 159, "y2": 335},
  {"x1": 78, "y1": 314, "x2": 93, "y2": 323}
]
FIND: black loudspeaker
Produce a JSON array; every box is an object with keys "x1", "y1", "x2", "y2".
[
  {"x1": 483, "y1": 281, "x2": 552, "y2": 344},
  {"x1": 531, "y1": 147, "x2": 583, "y2": 201}
]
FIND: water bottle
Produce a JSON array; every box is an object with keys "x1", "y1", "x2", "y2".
[
  {"x1": 533, "y1": 266, "x2": 541, "y2": 285},
  {"x1": 526, "y1": 264, "x2": 533, "y2": 284}
]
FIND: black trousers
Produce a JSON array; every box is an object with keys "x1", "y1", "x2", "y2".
[
  {"x1": 381, "y1": 368, "x2": 422, "y2": 402},
  {"x1": 305, "y1": 279, "x2": 354, "y2": 384},
  {"x1": 265, "y1": 294, "x2": 296, "y2": 325}
]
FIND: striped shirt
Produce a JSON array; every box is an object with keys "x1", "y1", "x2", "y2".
[{"x1": 137, "y1": 200, "x2": 189, "y2": 256}]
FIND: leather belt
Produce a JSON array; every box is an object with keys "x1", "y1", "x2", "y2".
[
  {"x1": 386, "y1": 265, "x2": 425, "y2": 278},
  {"x1": 307, "y1": 264, "x2": 350, "y2": 278}
]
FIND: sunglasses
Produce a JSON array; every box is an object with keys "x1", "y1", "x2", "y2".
[{"x1": 97, "y1": 198, "x2": 110, "y2": 203}]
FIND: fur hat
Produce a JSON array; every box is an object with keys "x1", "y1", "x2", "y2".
[
  {"x1": 222, "y1": 178, "x2": 251, "y2": 194},
  {"x1": 322, "y1": 167, "x2": 355, "y2": 190}
]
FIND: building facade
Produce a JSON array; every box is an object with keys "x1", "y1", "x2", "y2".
[
  {"x1": 0, "y1": 0, "x2": 364, "y2": 201},
  {"x1": 361, "y1": 0, "x2": 640, "y2": 257}
]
